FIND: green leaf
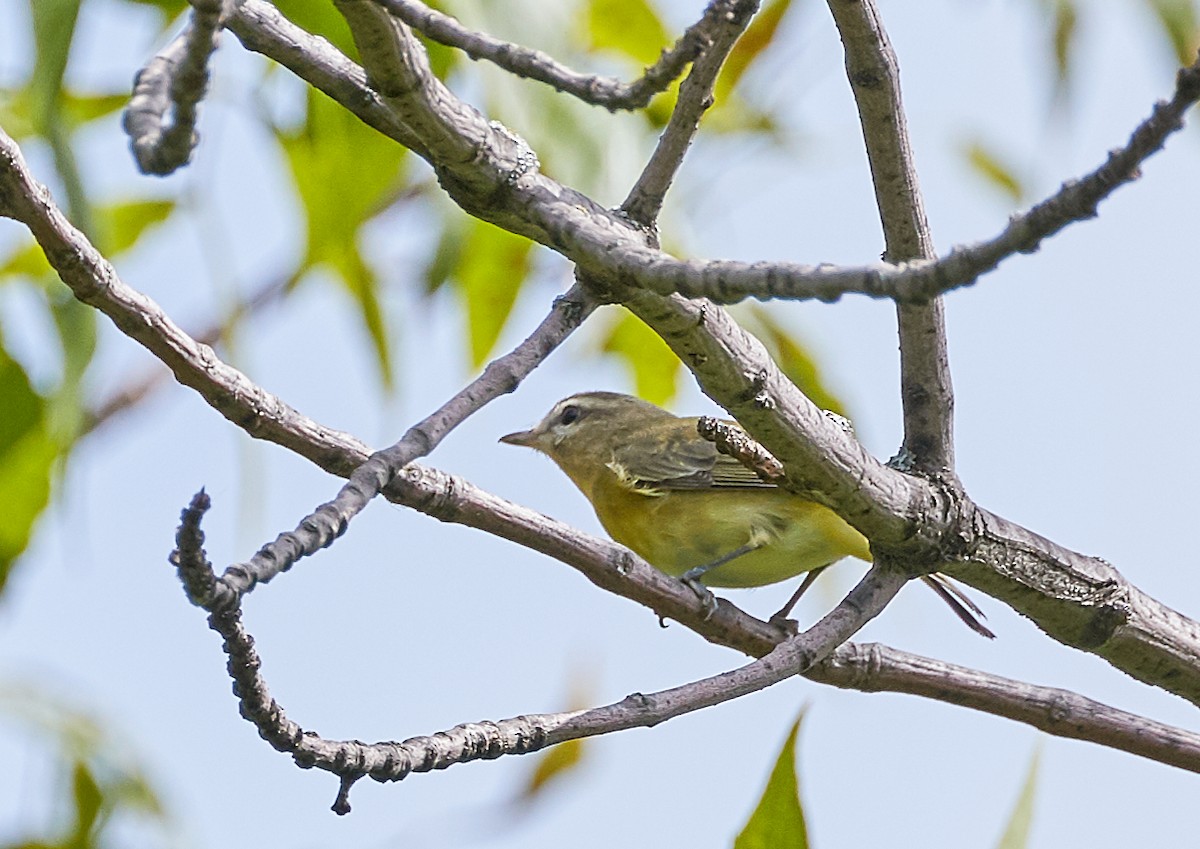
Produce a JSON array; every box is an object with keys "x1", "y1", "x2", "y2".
[
  {"x1": 68, "y1": 759, "x2": 105, "y2": 848},
  {"x1": 585, "y1": 0, "x2": 669, "y2": 65},
  {"x1": 28, "y1": 0, "x2": 82, "y2": 134},
  {"x1": 61, "y1": 90, "x2": 130, "y2": 127},
  {"x1": 1048, "y1": 0, "x2": 1077, "y2": 94},
  {"x1": 47, "y1": 292, "x2": 97, "y2": 442},
  {"x1": 0, "y1": 239, "x2": 52, "y2": 278},
  {"x1": 597, "y1": 309, "x2": 681, "y2": 405},
  {"x1": 280, "y1": 89, "x2": 408, "y2": 387},
  {"x1": 447, "y1": 220, "x2": 533, "y2": 368},
  {"x1": 96, "y1": 199, "x2": 175, "y2": 257},
  {"x1": 962, "y1": 140, "x2": 1025, "y2": 203},
  {"x1": 715, "y1": 0, "x2": 792, "y2": 102},
  {"x1": 734, "y1": 712, "x2": 808, "y2": 849},
  {"x1": 994, "y1": 748, "x2": 1041, "y2": 849},
  {"x1": 739, "y1": 306, "x2": 848, "y2": 418},
  {"x1": 272, "y1": 0, "x2": 359, "y2": 56},
  {"x1": 0, "y1": 344, "x2": 57, "y2": 594},
  {"x1": 1144, "y1": 0, "x2": 1200, "y2": 66}
]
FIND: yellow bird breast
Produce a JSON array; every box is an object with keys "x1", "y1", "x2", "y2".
[{"x1": 586, "y1": 476, "x2": 871, "y2": 589}]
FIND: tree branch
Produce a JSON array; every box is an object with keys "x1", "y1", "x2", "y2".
[
  {"x1": 828, "y1": 0, "x2": 954, "y2": 474},
  {"x1": 621, "y1": 0, "x2": 758, "y2": 225},
  {"x1": 222, "y1": 1, "x2": 1200, "y2": 308},
  {"x1": 8, "y1": 112, "x2": 1200, "y2": 799},
  {"x1": 174, "y1": 491, "x2": 906, "y2": 813},
  {"x1": 123, "y1": 0, "x2": 232, "y2": 175},
  {"x1": 15, "y1": 9, "x2": 1200, "y2": 701},
  {"x1": 376, "y1": 0, "x2": 722, "y2": 111},
  {"x1": 812, "y1": 642, "x2": 1200, "y2": 773}
]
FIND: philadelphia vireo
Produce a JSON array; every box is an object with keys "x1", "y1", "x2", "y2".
[{"x1": 501, "y1": 391, "x2": 993, "y2": 638}]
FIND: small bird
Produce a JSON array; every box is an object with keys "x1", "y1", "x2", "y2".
[{"x1": 501, "y1": 391, "x2": 993, "y2": 638}]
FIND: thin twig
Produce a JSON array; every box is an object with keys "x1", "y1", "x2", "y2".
[
  {"x1": 697, "y1": 415, "x2": 786, "y2": 483},
  {"x1": 376, "y1": 0, "x2": 722, "y2": 110},
  {"x1": 214, "y1": 284, "x2": 595, "y2": 607},
  {"x1": 123, "y1": 0, "x2": 231, "y2": 175},
  {"x1": 827, "y1": 0, "x2": 955, "y2": 474},
  {"x1": 174, "y1": 497, "x2": 906, "y2": 814},
  {"x1": 621, "y1": 0, "x2": 758, "y2": 225}
]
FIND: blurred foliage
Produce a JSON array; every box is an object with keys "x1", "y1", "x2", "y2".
[
  {"x1": 994, "y1": 748, "x2": 1042, "y2": 849},
  {"x1": 515, "y1": 672, "x2": 594, "y2": 805},
  {"x1": 1144, "y1": 0, "x2": 1200, "y2": 65},
  {"x1": 738, "y1": 305, "x2": 848, "y2": 418},
  {"x1": 962, "y1": 139, "x2": 1026, "y2": 204},
  {"x1": 0, "y1": 686, "x2": 176, "y2": 849},
  {"x1": 0, "y1": 344, "x2": 55, "y2": 594},
  {"x1": 425, "y1": 217, "x2": 534, "y2": 367},
  {"x1": 280, "y1": 87, "x2": 409, "y2": 387},
  {"x1": 596, "y1": 308, "x2": 681, "y2": 405},
  {"x1": 734, "y1": 712, "x2": 808, "y2": 849}
]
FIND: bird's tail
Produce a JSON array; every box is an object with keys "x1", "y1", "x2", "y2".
[{"x1": 921, "y1": 574, "x2": 996, "y2": 639}]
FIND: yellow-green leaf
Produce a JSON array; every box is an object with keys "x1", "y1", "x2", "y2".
[
  {"x1": 994, "y1": 748, "x2": 1041, "y2": 849},
  {"x1": 1049, "y1": 0, "x2": 1077, "y2": 94},
  {"x1": 598, "y1": 308, "x2": 680, "y2": 405},
  {"x1": 740, "y1": 306, "x2": 847, "y2": 418},
  {"x1": 96, "y1": 199, "x2": 175, "y2": 257},
  {"x1": 1144, "y1": 0, "x2": 1200, "y2": 66},
  {"x1": 0, "y1": 344, "x2": 57, "y2": 594},
  {"x1": 281, "y1": 89, "x2": 408, "y2": 386},
  {"x1": 585, "y1": 0, "x2": 669, "y2": 65},
  {"x1": 715, "y1": 0, "x2": 793, "y2": 103},
  {"x1": 452, "y1": 221, "x2": 533, "y2": 368},
  {"x1": 69, "y1": 758, "x2": 105, "y2": 845},
  {"x1": 734, "y1": 712, "x2": 808, "y2": 849},
  {"x1": 963, "y1": 140, "x2": 1025, "y2": 203}
]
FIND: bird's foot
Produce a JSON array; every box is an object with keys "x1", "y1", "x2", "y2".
[{"x1": 681, "y1": 575, "x2": 718, "y2": 620}]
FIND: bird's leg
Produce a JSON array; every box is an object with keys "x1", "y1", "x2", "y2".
[
  {"x1": 768, "y1": 564, "x2": 829, "y2": 627},
  {"x1": 679, "y1": 542, "x2": 762, "y2": 620}
]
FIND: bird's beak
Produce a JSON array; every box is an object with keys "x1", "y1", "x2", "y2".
[{"x1": 499, "y1": 428, "x2": 540, "y2": 448}]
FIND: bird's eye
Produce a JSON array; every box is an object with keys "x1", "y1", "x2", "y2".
[{"x1": 560, "y1": 404, "x2": 581, "y2": 425}]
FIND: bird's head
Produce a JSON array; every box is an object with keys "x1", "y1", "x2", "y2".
[{"x1": 500, "y1": 391, "x2": 672, "y2": 461}]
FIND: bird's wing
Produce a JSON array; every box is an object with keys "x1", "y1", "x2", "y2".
[{"x1": 611, "y1": 421, "x2": 775, "y2": 491}]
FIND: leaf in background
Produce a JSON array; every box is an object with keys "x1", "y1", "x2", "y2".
[
  {"x1": 68, "y1": 758, "x2": 105, "y2": 847},
  {"x1": 0, "y1": 684, "x2": 175, "y2": 845},
  {"x1": 437, "y1": 219, "x2": 533, "y2": 368},
  {"x1": 281, "y1": 89, "x2": 408, "y2": 387},
  {"x1": 121, "y1": 0, "x2": 189, "y2": 20},
  {"x1": 994, "y1": 748, "x2": 1041, "y2": 849},
  {"x1": 740, "y1": 306, "x2": 847, "y2": 418},
  {"x1": 962, "y1": 139, "x2": 1026, "y2": 204},
  {"x1": 272, "y1": 0, "x2": 359, "y2": 56},
  {"x1": 1048, "y1": 0, "x2": 1077, "y2": 98},
  {"x1": 96, "y1": 199, "x2": 175, "y2": 256},
  {"x1": 0, "y1": 343, "x2": 57, "y2": 594},
  {"x1": 515, "y1": 670, "x2": 594, "y2": 804},
  {"x1": 598, "y1": 309, "x2": 681, "y2": 406},
  {"x1": 715, "y1": 0, "x2": 792, "y2": 102},
  {"x1": 47, "y1": 291, "x2": 97, "y2": 442},
  {"x1": 734, "y1": 712, "x2": 808, "y2": 849},
  {"x1": 585, "y1": 0, "x2": 669, "y2": 64},
  {"x1": 1144, "y1": 0, "x2": 1200, "y2": 66},
  {"x1": 28, "y1": 0, "x2": 82, "y2": 132}
]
